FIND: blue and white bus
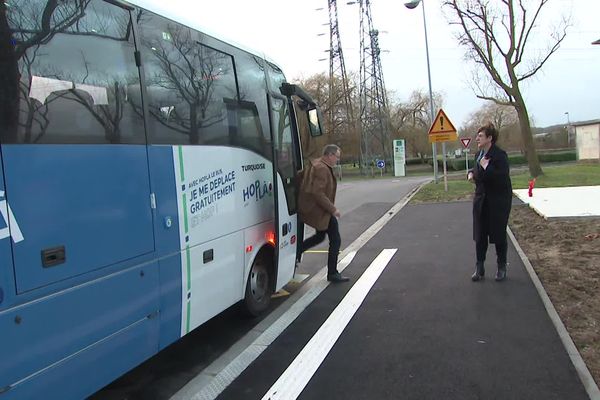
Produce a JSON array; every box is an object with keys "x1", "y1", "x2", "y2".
[{"x1": 0, "y1": 0, "x2": 323, "y2": 398}]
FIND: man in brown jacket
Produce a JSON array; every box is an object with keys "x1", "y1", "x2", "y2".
[{"x1": 297, "y1": 144, "x2": 349, "y2": 283}]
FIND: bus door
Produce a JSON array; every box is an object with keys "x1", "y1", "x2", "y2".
[
  {"x1": 268, "y1": 93, "x2": 300, "y2": 289},
  {"x1": 278, "y1": 83, "x2": 325, "y2": 267}
]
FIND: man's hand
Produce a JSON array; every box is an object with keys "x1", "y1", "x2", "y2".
[
  {"x1": 467, "y1": 171, "x2": 474, "y2": 182},
  {"x1": 333, "y1": 209, "x2": 341, "y2": 218}
]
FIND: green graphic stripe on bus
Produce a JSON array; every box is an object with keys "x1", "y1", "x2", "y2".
[
  {"x1": 186, "y1": 300, "x2": 191, "y2": 334},
  {"x1": 177, "y1": 145, "x2": 191, "y2": 334},
  {"x1": 182, "y1": 193, "x2": 189, "y2": 234},
  {"x1": 178, "y1": 146, "x2": 185, "y2": 181},
  {"x1": 185, "y1": 246, "x2": 191, "y2": 333},
  {"x1": 186, "y1": 246, "x2": 191, "y2": 292}
]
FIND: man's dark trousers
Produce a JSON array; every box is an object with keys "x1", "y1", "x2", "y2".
[{"x1": 300, "y1": 216, "x2": 341, "y2": 275}]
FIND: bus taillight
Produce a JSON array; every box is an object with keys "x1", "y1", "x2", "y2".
[{"x1": 266, "y1": 231, "x2": 276, "y2": 246}]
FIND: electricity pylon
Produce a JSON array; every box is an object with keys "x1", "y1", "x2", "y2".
[
  {"x1": 326, "y1": 0, "x2": 355, "y2": 155},
  {"x1": 358, "y1": 0, "x2": 391, "y2": 173}
]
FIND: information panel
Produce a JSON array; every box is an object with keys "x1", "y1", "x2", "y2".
[{"x1": 393, "y1": 139, "x2": 406, "y2": 177}]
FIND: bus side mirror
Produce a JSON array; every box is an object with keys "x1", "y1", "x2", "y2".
[{"x1": 307, "y1": 108, "x2": 323, "y2": 137}]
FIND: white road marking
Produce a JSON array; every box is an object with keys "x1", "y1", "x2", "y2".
[
  {"x1": 261, "y1": 249, "x2": 398, "y2": 400},
  {"x1": 289, "y1": 273, "x2": 310, "y2": 284},
  {"x1": 179, "y1": 252, "x2": 357, "y2": 400}
]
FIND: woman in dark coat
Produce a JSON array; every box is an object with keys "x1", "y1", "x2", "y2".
[{"x1": 468, "y1": 123, "x2": 513, "y2": 282}]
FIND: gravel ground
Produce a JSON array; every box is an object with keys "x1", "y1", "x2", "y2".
[{"x1": 509, "y1": 204, "x2": 600, "y2": 386}]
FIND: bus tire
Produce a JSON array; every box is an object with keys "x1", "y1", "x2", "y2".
[{"x1": 243, "y1": 251, "x2": 272, "y2": 316}]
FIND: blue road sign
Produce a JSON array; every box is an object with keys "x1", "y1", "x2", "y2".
[{"x1": 376, "y1": 160, "x2": 385, "y2": 169}]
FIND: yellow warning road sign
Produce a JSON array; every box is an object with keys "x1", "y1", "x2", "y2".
[{"x1": 428, "y1": 109, "x2": 458, "y2": 143}]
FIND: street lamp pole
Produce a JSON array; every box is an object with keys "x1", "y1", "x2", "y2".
[
  {"x1": 405, "y1": 0, "x2": 438, "y2": 183},
  {"x1": 564, "y1": 111, "x2": 571, "y2": 146}
]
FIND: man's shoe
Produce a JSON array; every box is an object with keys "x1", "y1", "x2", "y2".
[{"x1": 327, "y1": 272, "x2": 350, "y2": 283}]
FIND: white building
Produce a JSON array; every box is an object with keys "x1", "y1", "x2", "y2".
[{"x1": 574, "y1": 119, "x2": 600, "y2": 161}]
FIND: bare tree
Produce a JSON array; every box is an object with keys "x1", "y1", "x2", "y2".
[
  {"x1": 462, "y1": 101, "x2": 521, "y2": 150},
  {"x1": 292, "y1": 74, "x2": 330, "y2": 160},
  {"x1": 294, "y1": 72, "x2": 361, "y2": 162},
  {"x1": 65, "y1": 55, "x2": 136, "y2": 143},
  {"x1": 444, "y1": 0, "x2": 568, "y2": 177},
  {"x1": 142, "y1": 23, "x2": 230, "y2": 144},
  {"x1": 18, "y1": 49, "x2": 54, "y2": 142},
  {"x1": 462, "y1": 101, "x2": 518, "y2": 134},
  {"x1": 389, "y1": 90, "x2": 443, "y2": 161}
]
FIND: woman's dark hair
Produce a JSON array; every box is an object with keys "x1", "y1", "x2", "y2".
[{"x1": 478, "y1": 122, "x2": 499, "y2": 144}]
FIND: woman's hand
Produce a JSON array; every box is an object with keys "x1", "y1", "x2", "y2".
[
  {"x1": 467, "y1": 171, "x2": 474, "y2": 182},
  {"x1": 479, "y1": 156, "x2": 490, "y2": 170}
]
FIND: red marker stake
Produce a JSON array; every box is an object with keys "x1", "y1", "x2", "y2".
[{"x1": 528, "y1": 178, "x2": 536, "y2": 197}]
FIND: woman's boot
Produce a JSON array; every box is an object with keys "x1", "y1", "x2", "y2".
[
  {"x1": 471, "y1": 261, "x2": 485, "y2": 281},
  {"x1": 495, "y1": 263, "x2": 507, "y2": 281}
]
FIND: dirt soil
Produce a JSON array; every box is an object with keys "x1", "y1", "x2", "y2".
[{"x1": 509, "y1": 204, "x2": 600, "y2": 386}]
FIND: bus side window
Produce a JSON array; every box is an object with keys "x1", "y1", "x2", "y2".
[
  {"x1": 269, "y1": 96, "x2": 297, "y2": 213},
  {"x1": 137, "y1": 12, "x2": 236, "y2": 146},
  {"x1": 225, "y1": 99, "x2": 269, "y2": 158},
  {"x1": 266, "y1": 61, "x2": 287, "y2": 97},
  {"x1": 265, "y1": 61, "x2": 298, "y2": 171},
  {"x1": 3, "y1": 0, "x2": 144, "y2": 144},
  {"x1": 234, "y1": 53, "x2": 272, "y2": 160}
]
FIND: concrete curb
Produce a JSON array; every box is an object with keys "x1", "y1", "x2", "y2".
[{"x1": 507, "y1": 227, "x2": 600, "y2": 400}]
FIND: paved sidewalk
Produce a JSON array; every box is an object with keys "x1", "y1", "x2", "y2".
[
  {"x1": 214, "y1": 201, "x2": 595, "y2": 399},
  {"x1": 514, "y1": 186, "x2": 600, "y2": 218}
]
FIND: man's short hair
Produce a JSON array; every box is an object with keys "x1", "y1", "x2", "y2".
[{"x1": 322, "y1": 144, "x2": 340, "y2": 156}]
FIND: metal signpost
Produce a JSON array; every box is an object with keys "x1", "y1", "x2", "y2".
[
  {"x1": 429, "y1": 108, "x2": 458, "y2": 192},
  {"x1": 376, "y1": 159, "x2": 385, "y2": 177},
  {"x1": 460, "y1": 137, "x2": 472, "y2": 172},
  {"x1": 428, "y1": 109, "x2": 458, "y2": 191}
]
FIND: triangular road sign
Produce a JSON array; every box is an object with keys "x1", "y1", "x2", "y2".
[
  {"x1": 428, "y1": 109, "x2": 457, "y2": 135},
  {"x1": 460, "y1": 137, "x2": 472, "y2": 148}
]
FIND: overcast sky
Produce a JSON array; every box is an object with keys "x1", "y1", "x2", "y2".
[{"x1": 139, "y1": 0, "x2": 600, "y2": 128}]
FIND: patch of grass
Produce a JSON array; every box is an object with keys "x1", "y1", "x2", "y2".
[
  {"x1": 511, "y1": 163, "x2": 600, "y2": 189},
  {"x1": 335, "y1": 162, "x2": 434, "y2": 181},
  {"x1": 411, "y1": 163, "x2": 600, "y2": 203},
  {"x1": 411, "y1": 176, "x2": 473, "y2": 203}
]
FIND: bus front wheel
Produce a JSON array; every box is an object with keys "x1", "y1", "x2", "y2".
[{"x1": 243, "y1": 251, "x2": 272, "y2": 316}]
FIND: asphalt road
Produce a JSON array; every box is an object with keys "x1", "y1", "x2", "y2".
[{"x1": 215, "y1": 201, "x2": 591, "y2": 400}]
